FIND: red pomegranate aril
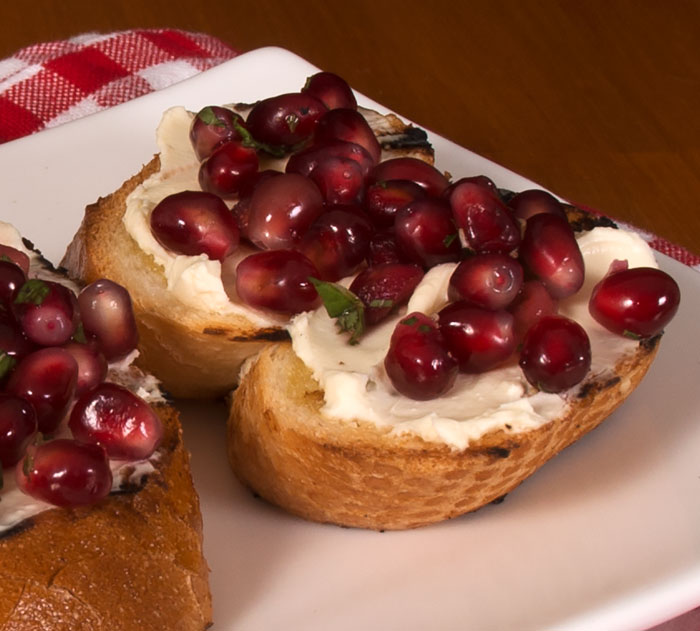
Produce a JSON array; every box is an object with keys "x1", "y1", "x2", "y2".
[
  {"x1": 296, "y1": 208, "x2": 372, "y2": 281},
  {"x1": 394, "y1": 198, "x2": 461, "y2": 268},
  {"x1": 508, "y1": 189, "x2": 567, "y2": 221},
  {"x1": 448, "y1": 253, "x2": 524, "y2": 310},
  {"x1": 519, "y1": 213, "x2": 585, "y2": 299},
  {"x1": 367, "y1": 229, "x2": 405, "y2": 266},
  {"x1": 438, "y1": 302, "x2": 516, "y2": 373},
  {"x1": 286, "y1": 139, "x2": 374, "y2": 179},
  {"x1": 62, "y1": 342, "x2": 108, "y2": 396},
  {"x1": 7, "y1": 347, "x2": 78, "y2": 434},
  {"x1": 384, "y1": 312, "x2": 458, "y2": 400},
  {"x1": 364, "y1": 179, "x2": 426, "y2": 228},
  {"x1": 0, "y1": 245, "x2": 30, "y2": 276},
  {"x1": 190, "y1": 105, "x2": 245, "y2": 161},
  {"x1": 78, "y1": 279, "x2": 139, "y2": 361},
  {"x1": 16, "y1": 439, "x2": 112, "y2": 507},
  {"x1": 198, "y1": 139, "x2": 259, "y2": 198},
  {"x1": 448, "y1": 180, "x2": 521, "y2": 254},
  {"x1": 0, "y1": 394, "x2": 37, "y2": 468},
  {"x1": 69, "y1": 382, "x2": 162, "y2": 460},
  {"x1": 0, "y1": 259, "x2": 27, "y2": 305},
  {"x1": 13, "y1": 280, "x2": 76, "y2": 347},
  {"x1": 0, "y1": 321, "x2": 35, "y2": 362},
  {"x1": 444, "y1": 175, "x2": 499, "y2": 198},
  {"x1": 245, "y1": 92, "x2": 327, "y2": 148},
  {"x1": 367, "y1": 157, "x2": 449, "y2": 197},
  {"x1": 302, "y1": 71, "x2": 357, "y2": 110},
  {"x1": 314, "y1": 108, "x2": 381, "y2": 164},
  {"x1": 509, "y1": 280, "x2": 559, "y2": 342},
  {"x1": 307, "y1": 156, "x2": 365, "y2": 206},
  {"x1": 232, "y1": 249, "x2": 320, "y2": 314},
  {"x1": 150, "y1": 190, "x2": 240, "y2": 261},
  {"x1": 349, "y1": 263, "x2": 424, "y2": 325},
  {"x1": 247, "y1": 173, "x2": 324, "y2": 250},
  {"x1": 519, "y1": 315, "x2": 591, "y2": 393},
  {"x1": 589, "y1": 267, "x2": 680, "y2": 338}
]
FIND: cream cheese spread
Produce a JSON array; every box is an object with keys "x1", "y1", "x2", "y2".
[{"x1": 288, "y1": 226, "x2": 658, "y2": 450}]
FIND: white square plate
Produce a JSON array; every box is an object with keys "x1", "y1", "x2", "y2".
[{"x1": 2, "y1": 47, "x2": 698, "y2": 631}]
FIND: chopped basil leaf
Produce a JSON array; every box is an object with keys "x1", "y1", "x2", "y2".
[
  {"x1": 15, "y1": 279, "x2": 49, "y2": 305},
  {"x1": 309, "y1": 278, "x2": 365, "y2": 345}
]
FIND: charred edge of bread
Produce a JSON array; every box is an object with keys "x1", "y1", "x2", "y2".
[
  {"x1": 0, "y1": 401, "x2": 213, "y2": 631},
  {"x1": 227, "y1": 335, "x2": 659, "y2": 531}
]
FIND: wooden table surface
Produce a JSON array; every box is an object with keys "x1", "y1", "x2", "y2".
[{"x1": 2, "y1": 0, "x2": 699, "y2": 256}]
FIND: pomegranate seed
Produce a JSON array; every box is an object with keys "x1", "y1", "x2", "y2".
[
  {"x1": 78, "y1": 279, "x2": 139, "y2": 361},
  {"x1": 246, "y1": 92, "x2": 327, "y2": 148},
  {"x1": 62, "y1": 341, "x2": 108, "y2": 395},
  {"x1": 519, "y1": 213, "x2": 585, "y2": 299},
  {"x1": 394, "y1": 198, "x2": 461, "y2": 267},
  {"x1": 519, "y1": 315, "x2": 591, "y2": 392},
  {"x1": 232, "y1": 249, "x2": 320, "y2": 314},
  {"x1": 0, "y1": 245, "x2": 30, "y2": 276},
  {"x1": 509, "y1": 280, "x2": 559, "y2": 342},
  {"x1": 368, "y1": 157, "x2": 449, "y2": 197},
  {"x1": 16, "y1": 439, "x2": 112, "y2": 507},
  {"x1": 302, "y1": 72, "x2": 357, "y2": 110},
  {"x1": 448, "y1": 253, "x2": 524, "y2": 310},
  {"x1": 313, "y1": 108, "x2": 381, "y2": 164},
  {"x1": 150, "y1": 190, "x2": 240, "y2": 261},
  {"x1": 6, "y1": 347, "x2": 78, "y2": 434},
  {"x1": 367, "y1": 229, "x2": 406, "y2": 266},
  {"x1": 589, "y1": 267, "x2": 680, "y2": 338},
  {"x1": 247, "y1": 173, "x2": 324, "y2": 250},
  {"x1": 364, "y1": 179, "x2": 426, "y2": 228},
  {"x1": 198, "y1": 139, "x2": 259, "y2": 198},
  {"x1": 508, "y1": 189, "x2": 567, "y2": 221},
  {"x1": 0, "y1": 394, "x2": 37, "y2": 467},
  {"x1": 13, "y1": 280, "x2": 77, "y2": 347},
  {"x1": 189, "y1": 105, "x2": 245, "y2": 161},
  {"x1": 286, "y1": 139, "x2": 374, "y2": 179},
  {"x1": 384, "y1": 312, "x2": 458, "y2": 400},
  {"x1": 438, "y1": 302, "x2": 516, "y2": 373},
  {"x1": 448, "y1": 179, "x2": 521, "y2": 254},
  {"x1": 69, "y1": 383, "x2": 163, "y2": 460},
  {"x1": 296, "y1": 208, "x2": 372, "y2": 281},
  {"x1": 443, "y1": 175, "x2": 499, "y2": 198},
  {"x1": 349, "y1": 263, "x2": 424, "y2": 325},
  {"x1": 307, "y1": 156, "x2": 365, "y2": 206},
  {"x1": 0, "y1": 321, "x2": 35, "y2": 363},
  {"x1": 0, "y1": 259, "x2": 27, "y2": 305}
]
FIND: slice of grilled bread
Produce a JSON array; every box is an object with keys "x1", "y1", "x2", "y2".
[
  {"x1": 0, "y1": 232, "x2": 212, "y2": 630},
  {"x1": 61, "y1": 107, "x2": 433, "y2": 399}
]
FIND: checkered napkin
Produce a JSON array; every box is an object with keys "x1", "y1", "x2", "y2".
[
  {"x1": 0, "y1": 29, "x2": 698, "y2": 270},
  {"x1": 0, "y1": 29, "x2": 237, "y2": 143}
]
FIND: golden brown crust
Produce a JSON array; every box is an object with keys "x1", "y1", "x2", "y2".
[
  {"x1": 0, "y1": 403, "x2": 212, "y2": 630},
  {"x1": 227, "y1": 338, "x2": 659, "y2": 531}
]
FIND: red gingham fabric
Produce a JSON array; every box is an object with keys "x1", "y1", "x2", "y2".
[
  {"x1": 0, "y1": 29, "x2": 237, "y2": 143},
  {"x1": 0, "y1": 29, "x2": 698, "y2": 271}
]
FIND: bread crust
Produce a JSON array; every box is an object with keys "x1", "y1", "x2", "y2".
[
  {"x1": 0, "y1": 401, "x2": 213, "y2": 630},
  {"x1": 227, "y1": 335, "x2": 659, "y2": 531}
]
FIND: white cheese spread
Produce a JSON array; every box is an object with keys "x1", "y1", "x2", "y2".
[{"x1": 288, "y1": 226, "x2": 658, "y2": 450}]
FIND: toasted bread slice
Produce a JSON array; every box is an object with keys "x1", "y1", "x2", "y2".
[
  {"x1": 227, "y1": 335, "x2": 658, "y2": 531},
  {"x1": 62, "y1": 107, "x2": 433, "y2": 399},
  {"x1": 0, "y1": 232, "x2": 212, "y2": 629}
]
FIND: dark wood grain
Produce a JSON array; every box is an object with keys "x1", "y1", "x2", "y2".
[{"x1": 1, "y1": 0, "x2": 699, "y2": 254}]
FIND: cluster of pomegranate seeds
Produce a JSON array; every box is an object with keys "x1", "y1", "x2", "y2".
[
  {"x1": 0, "y1": 246, "x2": 162, "y2": 508},
  {"x1": 153, "y1": 70, "x2": 680, "y2": 400}
]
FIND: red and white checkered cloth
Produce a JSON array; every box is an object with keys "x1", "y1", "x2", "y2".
[{"x1": 0, "y1": 29, "x2": 698, "y2": 271}]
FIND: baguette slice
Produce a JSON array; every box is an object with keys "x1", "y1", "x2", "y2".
[
  {"x1": 0, "y1": 235, "x2": 212, "y2": 630},
  {"x1": 227, "y1": 209, "x2": 663, "y2": 531},
  {"x1": 62, "y1": 107, "x2": 433, "y2": 399},
  {"x1": 228, "y1": 337, "x2": 658, "y2": 531}
]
